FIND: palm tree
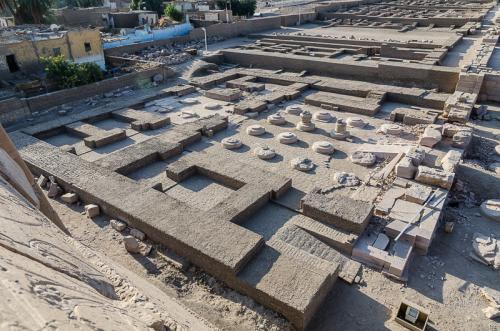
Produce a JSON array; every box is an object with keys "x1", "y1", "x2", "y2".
[{"x1": 0, "y1": 0, "x2": 54, "y2": 24}]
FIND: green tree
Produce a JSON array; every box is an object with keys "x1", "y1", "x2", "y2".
[
  {"x1": 0, "y1": 0, "x2": 54, "y2": 24},
  {"x1": 164, "y1": 3, "x2": 182, "y2": 22},
  {"x1": 67, "y1": 0, "x2": 103, "y2": 7},
  {"x1": 129, "y1": 0, "x2": 163, "y2": 14},
  {"x1": 215, "y1": 0, "x2": 256, "y2": 18},
  {"x1": 41, "y1": 55, "x2": 104, "y2": 89}
]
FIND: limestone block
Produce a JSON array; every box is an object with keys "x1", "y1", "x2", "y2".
[
  {"x1": 395, "y1": 156, "x2": 416, "y2": 179},
  {"x1": 406, "y1": 147, "x2": 426, "y2": 166},
  {"x1": 373, "y1": 233, "x2": 389, "y2": 250},
  {"x1": 415, "y1": 166, "x2": 454, "y2": 189},
  {"x1": 61, "y1": 192, "x2": 78, "y2": 204},
  {"x1": 123, "y1": 236, "x2": 152, "y2": 256},
  {"x1": 375, "y1": 187, "x2": 405, "y2": 215},
  {"x1": 404, "y1": 183, "x2": 432, "y2": 205},
  {"x1": 440, "y1": 149, "x2": 463, "y2": 172},
  {"x1": 85, "y1": 204, "x2": 100, "y2": 218},
  {"x1": 350, "y1": 151, "x2": 376, "y2": 166},
  {"x1": 419, "y1": 125, "x2": 442, "y2": 148},
  {"x1": 130, "y1": 228, "x2": 146, "y2": 241},
  {"x1": 291, "y1": 157, "x2": 315, "y2": 172},
  {"x1": 111, "y1": 219, "x2": 127, "y2": 232},
  {"x1": 452, "y1": 130, "x2": 473, "y2": 149},
  {"x1": 47, "y1": 182, "x2": 62, "y2": 198},
  {"x1": 389, "y1": 199, "x2": 422, "y2": 223},
  {"x1": 480, "y1": 199, "x2": 500, "y2": 222}
]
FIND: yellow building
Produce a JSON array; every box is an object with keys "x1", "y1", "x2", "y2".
[{"x1": 0, "y1": 27, "x2": 105, "y2": 77}]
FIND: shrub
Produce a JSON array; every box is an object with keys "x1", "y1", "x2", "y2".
[
  {"x1": 216, "y1": 0, "x2": 256, "y2": 18},
  {"x1": 41, "y1": 55, "x2": 104, "y2": 89},
  {"x1": 164, "y1": 3, "x2": 183, "y2": 22}
]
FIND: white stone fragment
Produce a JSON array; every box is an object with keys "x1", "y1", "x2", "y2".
[
  {"x1": 290, "y1": 157, "x2": 315, "y2": 172},
  {"x1": 85, "y1": 204, "x2": 100, "y2": 218},
  {"x1": 61, "y1": 192, "x2": 78, "y2": 204},
  {"x1": 253, "y1": 145, "x2": 276, "y2": 160},
  {"x1": 350, "y1": 151, "x2": 376, "y2": 166},
  {"x1": 419, "y1": 125, "x2": 442, "y2": 148},
  {"x1": 110, "y1": 219, "x2": 127, "y2": 232}
]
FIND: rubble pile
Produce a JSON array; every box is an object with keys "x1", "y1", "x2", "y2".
[{"x1": 121, "y1": 36, "x2": 225, "y2": 66}]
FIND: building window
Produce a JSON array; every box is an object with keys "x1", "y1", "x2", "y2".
[
  {"x1": 53, "y1": 47, "x2": 61, "y2": 56},
  {"x1": 84, "y1": 42, "x2": 92, "y2": 52},
  {"x1": 6, "y1": 54, "x2": 20, "y2": 73}
]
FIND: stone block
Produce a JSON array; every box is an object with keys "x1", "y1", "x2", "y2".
[
  {"x1": 419, "y1": 125, "x2": 442, "y2": 148},
  {"x1": 110, "y1": 219, "x2": 127, "y2": 232},
  {"x1": 440, "y1": 149, "x2": 463, "y2": 172},
  {"x1": 415, "y1": 166, "x2": 454, "y2": 189},
  {"x1": 395, "y1": 156, "x2": 416, "y2": 179},
  {"x1": 85, "y1": 204, "x2": 100, "y2": 218},
  {"x1": 404, "y1": 183, "x2": 432, "y2": 205},
  {"x1": 61, "y1": 192, "x2": 78, "y2": 204},
  {"x1": 301, "y1": 192, "x2": 373, "y2": 234},
  {"x1": 130, "y1": 228, "x2": 146, "y2": 241}
]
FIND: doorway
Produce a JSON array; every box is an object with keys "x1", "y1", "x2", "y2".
[{"x1": 6, "y1": 54, "x2": 19, "y2": 73}]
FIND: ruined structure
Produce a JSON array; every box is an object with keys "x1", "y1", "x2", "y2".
[{"x1": 1, "y1": 0, "x2": 500, "y2": 329}]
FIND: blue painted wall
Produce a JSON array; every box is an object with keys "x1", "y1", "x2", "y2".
[{"x1": 103, "y1": 23, "x2": 193, "y2": 49}]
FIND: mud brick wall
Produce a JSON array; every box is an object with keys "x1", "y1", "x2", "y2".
[
  {"x1": 104, "y1": 17, "x2": 282, "y2": 57},
  {"x1": 0, "y1": 98, "x2": 30, "y2": 127},
  {"x1": 26, "y1": 67, "x2": 167, "y2": 113}
]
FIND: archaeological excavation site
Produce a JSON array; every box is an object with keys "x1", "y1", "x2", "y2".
[{"x1": 0, "y1": 0, "x2": 499, "y2": 329}]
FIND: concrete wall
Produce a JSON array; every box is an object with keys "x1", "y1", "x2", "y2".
[{"x1": 280, "y1": 12, "x2": 317, "y2": 26}]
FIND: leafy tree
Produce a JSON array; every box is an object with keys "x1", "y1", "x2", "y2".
[
  {"x1": 215, "y1": 0, "x2": 256, "y2": 18},
  {"x1": 66, "y1": 0, "x2": 103, "y2": 7},
  {"x1": 0, "y1": 0, "x2": 54, "y2": 24},
  {"x1": 164, "y1": 3, "x2": 182, "y2": 22},
  {"x1": 41, "y1": 55, "x2": 104, "y2": 89},
  {"x1": 129, "y1": 0, "x2": 163, "y2": 14}
]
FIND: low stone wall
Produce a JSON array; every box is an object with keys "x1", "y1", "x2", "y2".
[
  {"x1": 479, "y1": 72, "x2": 500, "y2": 102},
  {"x1": 0, "y1": 66, "x2": 168, "y2": 128},
  {"x1": 26, "y1": 67, "x2": 167, "y2": 113}
]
